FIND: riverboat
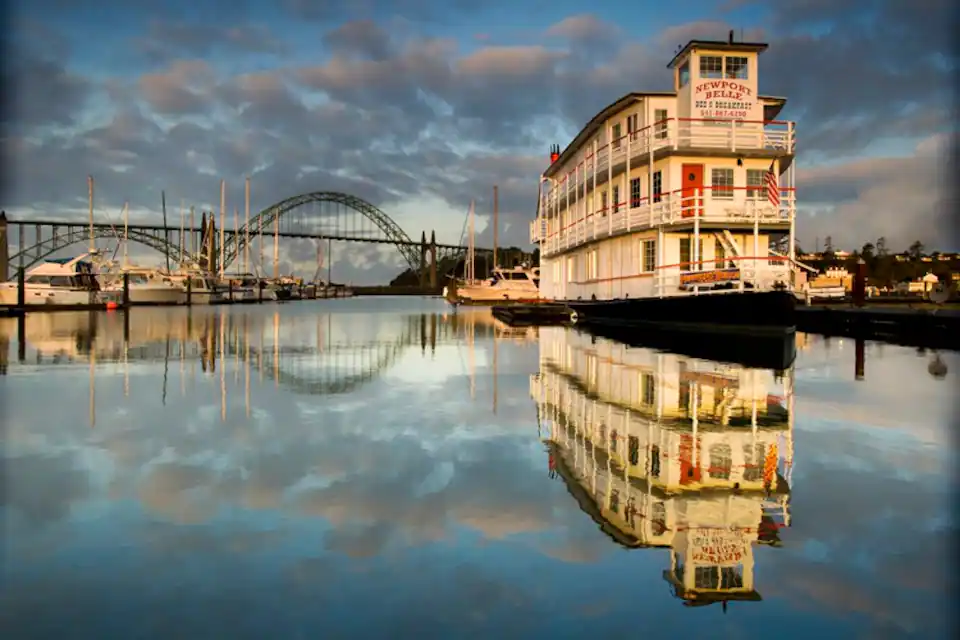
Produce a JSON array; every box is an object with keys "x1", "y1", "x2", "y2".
[{"x1": 530, "y1": 34, "x2": 798, "y2": 335}]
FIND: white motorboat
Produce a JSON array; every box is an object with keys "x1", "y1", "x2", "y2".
[
  {"x1": 0, "y1": 254, "x2": 101, "y2": 306},
  {"x1": 445, "y1": 265, "x2": 541, "y2": 304},
  {"x1": 99, "y1": 265, "x2": 184, "y2": 305}
]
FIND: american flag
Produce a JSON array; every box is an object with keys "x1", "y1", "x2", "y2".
[{"x1": 764, "y1": 160, "x2": 780, "y2": 207}]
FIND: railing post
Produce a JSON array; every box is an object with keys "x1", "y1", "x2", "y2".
[{"x1": 731, "y1": 120, "x2": 737, "y2": 153}]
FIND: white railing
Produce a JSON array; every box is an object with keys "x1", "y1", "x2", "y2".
[
  {"x1": 537, "y1": 188, "x2": 795, "y2": 258},
  {"x1": 543, "y1": 118, "x2": 795, "y2": 212}
]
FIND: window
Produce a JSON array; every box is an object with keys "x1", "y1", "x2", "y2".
[
  {"x1": 628, "y1": 436, "x2": 640, "y2": 465},
  {"x1": 726, "y1": 56, "x2": 748, "y2": 79},
  {"x1": 711, "y1": 168, "x2": 734, "y2": 199},
  {"x1": 612, "y1": 123, "x2": 622, "y2": 150},
  {"x1": 600, "y1": 190, "x2": 608, "y2": 215},
  {"x1": 652, "y1": 171, "x2": 662, "y2": 203},
  {"x1": 678, "y1": 61, "x2": 690, "y2": 87},
  {"x1": 630, "y1": 177, "x2": 641, "y2": 208},
  {"x1": 642, "y1": 239, "x2": 656, "y2": 272},
  {"x1": 743, "y1": 443, "x2": 765, "y2": 482},
  {"x1": 649, "y1": 445, "x2": 661, "y2": 478},
  {"x1": 654, "y1": 109, "x2": 668, "y2": 140},
  {"x1": 640, "y1": 371, "x2": 655, "y2": 405},
  {"x1": 609, "y1": 489, "x2": 620, "y2": 513},
  {"x1": 709, "y1": 443, "x2": 732, "y2": 479},
  {"x1": 651, "y1": 501, "x2": 666, "y2": 535},
  {"x1": 680, "y1": 238, "x2": 703, "y2": 270},
  {"x1": 700, "y1": 55, "x2": 723, "y2": 78},
  {"x1": 746, "y1": 168, "x2": 765, "y2": 200},
  {"x1": 612, "y1": 185, "x2": 620, "y2": 213},
  {"x1": 627, "y1": 114, "x2": 639, "y2": 141},
  {"x1": 586, "y1": 250, "x2": 599, "y2": 281},
  {"x1": 715, "y1": 239, "x2": 729, "y2": 268}
]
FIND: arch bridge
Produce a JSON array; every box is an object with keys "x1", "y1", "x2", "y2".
[{"x1": 0, "y1": 192, "x2": 494, "y2": 283}]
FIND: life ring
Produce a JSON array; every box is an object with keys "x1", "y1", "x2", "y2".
[{"x1": 568, "y1": 310, "x2": 579, "y2": 324}]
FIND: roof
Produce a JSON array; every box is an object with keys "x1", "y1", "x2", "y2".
[
  {"x1": 667, "y1": 39, "x2": 769, "y2": 69},
  {"x1": 545, "y1": 90, "x2": 789, "y2": 177},
  {"x1": 545, "y1": 91, "x2": 675, "y2": 178}
]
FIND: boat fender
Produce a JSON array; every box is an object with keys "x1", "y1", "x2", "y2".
[{"x1": 569, "y1": 310, "x2": 578, "y2": 324}]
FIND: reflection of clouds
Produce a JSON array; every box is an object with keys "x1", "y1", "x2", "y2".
[{"x1": 0, "y1": 453, "x2": 91, "y2": 528}]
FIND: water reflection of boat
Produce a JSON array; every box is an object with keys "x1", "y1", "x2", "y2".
[{"x1": 532, "y1": 327, "x2": 793, "y2": 607}]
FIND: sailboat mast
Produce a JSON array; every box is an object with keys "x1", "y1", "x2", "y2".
[
  {"x1": 273, "y1": 211, "x2": 279, "y2": 280},
  {"x1": 179, "y1": 199, "x2": 185, "y2": 262},
  {"x1": 244, "y1": 177, "x2": 250, "y2": 275},
  {"x1": 233, "y1": 206, "x2": 239, "y2": 276},
  {"x1": 161, "y1": 191, "x2": 170, "y2": 273},
  {"x1": 493, "y1": 184, "x2": 498, "y2": 270},
  {"x1": 87, "y1": 176, "x2": 94, "y2": 253},
  {"x1": 467, "y1": 199, "x2": 475, "y2": 282},
  {"x1": 189, "y1": 206, "x2": 195, "y2": 264},
  {"x1": 123, "y1": 201, "x2": 129, "y2": 267},
  {"x1": 219, "y1": 180, "x2": 225, "y2": 279}
]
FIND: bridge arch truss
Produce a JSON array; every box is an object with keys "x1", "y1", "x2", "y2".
[{"x1": 222, "y1": 192, "x2": 421, "y2": 272}]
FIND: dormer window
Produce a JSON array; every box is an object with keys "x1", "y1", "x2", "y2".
[
  {"x1": 726, "y1": 56, "x2": 748, "y2": 79},
  {"x1": 700, "y1": 55, "x2": 722, "y2": 78},
  {"x1": 678, "y1": 61, "x2": 690, "y2": 87}
]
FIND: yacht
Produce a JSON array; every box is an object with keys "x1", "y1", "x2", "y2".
[
  {"x1": 224, "y1": 273, "x2": 261, "y2": 302},
  {"x1": 0, "y1": 254, "x2": 101, "y2": 306},
  {"x1": 162, "y1": 270, "x2": 224, "y2": 305},
  {"x1": 444, "y1": 265, "x2": 541, "y2": 304},
  {"x1": 99, "y1": 265, "x2": 183, "y2": 305},
  {"x1": 530, "y1": 34, "x2": 798, "y2": 335}
]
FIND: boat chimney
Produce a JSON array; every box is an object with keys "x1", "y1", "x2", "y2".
[
  {"x1": 550, "y1": 144, "x2": 559, "y2": 164},
  {"x1": 729, "y1": 29, "x2": 735, "y2": 44}
]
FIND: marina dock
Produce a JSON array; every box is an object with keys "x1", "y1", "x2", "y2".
[{"x1": 795, "y1": 304, "x2": 960, "y2": 350}]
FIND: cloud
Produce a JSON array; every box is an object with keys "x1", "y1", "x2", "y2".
[
  {"x1": 796, "y1": 132, "x2": 958, "y2": 251},
  {"x1": 2, "y1": 1, "x2": 957, "y2": 287}
]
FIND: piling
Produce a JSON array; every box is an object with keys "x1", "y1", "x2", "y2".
[
  {"x1": 186, "y1": 278, "x2": 192, "y2": 305},
  {"x1": 853, "y1": 258, "x2": 866, "y2": 307},
  {"x1": 17, "y1": 314, "x2": 25, "y2": 362},
  {"x1": 122, "y1": 272, "x2": 130, "y2": 308},
  {"x1": 17, "y1": 268, "x2": 25, "y2": 308},
  {"x1": 855, "y1": 338, "x2": 865, "y2": 380}
]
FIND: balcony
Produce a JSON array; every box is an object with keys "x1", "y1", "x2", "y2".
[
  {"x1": 543, "y1": 117, "x2": 795, "y2": 211},
  {"x1": 537, "y1": 186, "x2": 795, "y2": 258}
]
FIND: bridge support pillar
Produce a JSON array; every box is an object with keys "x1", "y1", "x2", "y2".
[
  {"x1": 0, "y1": 211, "x2": 8, "y2": 282},
  {"x1": 429, "y1": 230, "x2": 437, "y2": 291},
  {"x1": 419, "y1": 231, "x2": 427, "y2": 288}
]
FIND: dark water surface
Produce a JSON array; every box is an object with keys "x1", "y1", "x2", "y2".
[{"x1": 0, "y1": 298, "x2": 956, "y2": 638}]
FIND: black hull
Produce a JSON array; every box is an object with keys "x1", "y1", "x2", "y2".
[
  {"x1": 566, "y1": 290, "x2": 796, "y2": 337},
  {"x1": 577, "y1": 323, "x2": 796, "y2": 370}
]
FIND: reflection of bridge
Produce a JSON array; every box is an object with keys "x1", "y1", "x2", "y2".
[
  {"x1": 0, "y1": 310, "x2": 491, "y2": 395},
  {"x1": 0, "y1": 192, "x2": 494, "y2": 282}
]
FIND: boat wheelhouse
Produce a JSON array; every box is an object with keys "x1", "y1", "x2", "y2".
[
  {"x1": 531, "y1": 327, "x2": 794, "y2": 606},
  {"x1": 531, "y1": 35, "x2": 797, "y2": 333}
]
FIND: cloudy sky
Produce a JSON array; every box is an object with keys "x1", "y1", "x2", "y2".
[{"x1": 2, "y1": 0, "x2": 957, "y2": 283}]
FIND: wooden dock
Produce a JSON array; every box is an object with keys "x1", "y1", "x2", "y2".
[{"x1": 795, "y1": 304, "x2": 960, "y2": 350}]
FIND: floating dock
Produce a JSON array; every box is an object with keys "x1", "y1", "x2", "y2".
[{"x1": 491, "y1": 302, "x2": 574, "y2": 327}]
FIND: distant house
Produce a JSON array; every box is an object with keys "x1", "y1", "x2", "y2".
[{"x1": 894, "y1": 272, "x2": 940, "y2": 294}]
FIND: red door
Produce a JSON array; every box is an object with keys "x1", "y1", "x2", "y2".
[
  {"x1": 681, "y1": 164, "x2": 704, "y2": 218},
  {"x1": 679, "y1": 434, "x2": 702, "y2": 485}
]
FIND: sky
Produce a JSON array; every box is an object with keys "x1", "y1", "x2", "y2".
[{"x1": 2, "y1": 0, "x2": 958, "y2": 283}]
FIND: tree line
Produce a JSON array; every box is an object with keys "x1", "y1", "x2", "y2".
[{"x1": 799, "y1": 236, "x2": 957, "y2": 287}]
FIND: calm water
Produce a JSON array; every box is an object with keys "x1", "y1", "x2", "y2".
[{"x1": 0, "y1": 299, "x2": 955, "y2": 639}]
